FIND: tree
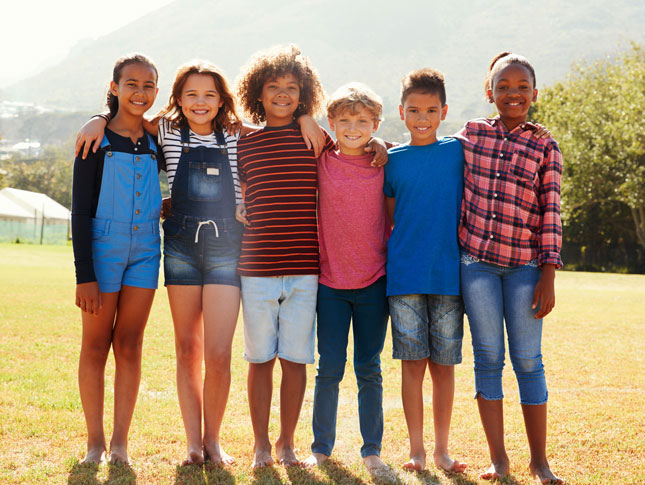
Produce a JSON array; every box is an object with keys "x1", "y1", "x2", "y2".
[
  {"x1": 0, "y1": 143, "x2": 74, "y2": 209},
  {"x1": 534, "y1": 43, "x2": 645, "y2": 271}
]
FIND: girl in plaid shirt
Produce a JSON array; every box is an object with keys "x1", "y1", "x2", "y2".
[{"x1": 457, "y1": 52, "x2": 563, "y2": 484}]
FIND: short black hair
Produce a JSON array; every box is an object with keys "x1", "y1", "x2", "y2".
[{"x1": 400, "y1": 68, "x2": 446, "y2": 106}]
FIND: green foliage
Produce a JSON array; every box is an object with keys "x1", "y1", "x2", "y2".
[
  {"x1": 0, "y1": 142, "x2": 74, "y2": 208},
  {"x1": 534, "y1": 42, "x2": 645, "y2": 271}
]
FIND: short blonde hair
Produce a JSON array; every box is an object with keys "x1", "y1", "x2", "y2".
[{"x1": 326, "y1": 82, "x2": 383, "y2": 120}]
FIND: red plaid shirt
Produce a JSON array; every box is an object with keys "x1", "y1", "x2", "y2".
[{"x1": 455, "y1": 117, "x2": 563, "y2": 268}]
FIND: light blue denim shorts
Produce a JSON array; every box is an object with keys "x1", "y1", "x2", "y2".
[
  {"x1": 92, "y1": 219, "x2": 160, "y2": 293},
  {"x1": 389, "y1": 294, "x2": 464, "y2": 365},
  {"x1": 241, "y1": 275, "x2": 318, "y2": 364}
]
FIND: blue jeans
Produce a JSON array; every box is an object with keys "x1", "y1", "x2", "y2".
[
  {"x1": 460, "y1": 254, "x2": 548, "y2": 405},
  {"x1": 311, "y1": 277, "x2": 388, "y2": 457}
]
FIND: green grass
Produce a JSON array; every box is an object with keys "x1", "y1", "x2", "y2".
[{"x1": 0, "y1": 243, "x2": 643, "y2": 484}]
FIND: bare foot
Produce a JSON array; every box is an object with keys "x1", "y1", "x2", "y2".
[
  {"x1": 402, "y1": 454, "x2": 426, "y2": 471},
  {"x1": 275, "y1": 440, "x2": 299, "y2": 467},
  {"x1": 434, "y1": 451, "x2": 467, "y2": 473},
  {"x1": 203, "y1": 441, "x2": 235, "y2": 466},
  {"x1": 363, "y1": 455, "x2": 388, "y2": 472},
  {"x1": 302, "y1": 452, "x2": 329, "y2": 468},
  {"x1": 181, "y1": 448, "x2": 204, "y2": 466},
  {"x1": 108, "y1": 446, "x2": 129, "y2": 465},
  {"x1": 481, "y1": 461, "x2": 509, "y2": 481},
  {"x1": 530, "y1": 462, "x2": 564, "y2": 484},
  {"x1": 82, "y1": 446, "x2": 106, "y2": 464},
  {"x1": 252, "y1": 443, "x2": 274, "y2": 468}
]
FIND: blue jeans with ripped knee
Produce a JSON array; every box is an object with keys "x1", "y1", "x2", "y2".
[{"x1": 460, "y1": 253, "x2": 548, "y2": 405}]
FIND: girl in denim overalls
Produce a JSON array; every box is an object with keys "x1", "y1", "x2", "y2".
[
  {"x1": 156, "y1": 62, "x2": 245, "y2": 465},
  {"x1": 72, "y1": 54, "x2": 161, "y2": 465}
]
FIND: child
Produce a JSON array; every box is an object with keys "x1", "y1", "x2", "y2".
[
  {"x1": 74, "y1": 60, "x2": 324, "y2": 466},
  {"x1": 302, "y1": 83, "x2": 390, "y2": 472},
  {"x1": 234, "y1": 45, "x2": 336, "y2": 468},
  {"x1": 155, "y1": 61, "x2": 244, "y2": 466},
  {"x1": 384, "y1": 68, "x2": 467, "y2": 474},
  {"x1": 457, "y1": 52, "x2": 563, "y2": 484},
  {"x1": 72, "y1": 53, "x2": 161, "y2": 464}
]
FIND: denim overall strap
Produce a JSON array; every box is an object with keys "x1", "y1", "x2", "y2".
[
  {"x1": 170, "y1": 126, "x2": 237, "y2": 224},
  {"x1": 94, "y1": 135, "x2": 162, "y2": 231}
]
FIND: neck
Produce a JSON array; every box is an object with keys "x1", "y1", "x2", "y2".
[
  {"x1": 109, "y1": 111, "x2": 145, "y2": 141},
  {"x1": 265, "y1": 114, "x2": 294, "y2": 127},
  {"x1": 499, "y1": 115, "x2": 527, "y2": 132},
  {"x1": 338, "y1": 145, "x2": 367, "y2": 156}
]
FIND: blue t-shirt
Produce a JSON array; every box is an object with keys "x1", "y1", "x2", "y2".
[{"x1": 383, "y1": 137, "x2": 464, "y2": 296}]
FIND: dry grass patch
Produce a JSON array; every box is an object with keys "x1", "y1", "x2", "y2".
[{"x1": 0, "y1": 244, "x2": 643, "y2": 484}]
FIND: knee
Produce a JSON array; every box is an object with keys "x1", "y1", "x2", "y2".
[
  {"x1": 175, "y1": 336, "x2": 202, "y2": 366},
  {"x1": 510, "y1": 352, "x2": 544, "y2": 376},
  {"x1": 473, "y1": 346, "x2": 505, "y2": 372},
  {"x1": 204, "y1": 348, "x2": 232, "y2": 373},
  {"x1": 81, "y1": 339, "x2": 111, "y2": 363},
  {"x1": 112, "y1": 335, "x2": 143, "y2": 362},
  {"x1": 317, "y1": 356, "x2": 346, "y2": 380},
  {"x1": 354, "y1": 358, "x2": 382, "y2": 382}
]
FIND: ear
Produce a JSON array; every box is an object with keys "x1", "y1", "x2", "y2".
[
  {"x1": 372, "y1": 119, "x2": 381, "y2": 133},
  {"x1": 441, "y1": 104, "x2": 448, "y2": 121},
  {"x1": 487, "y1": 89, "x2": 494, "y2": 103},
  {"x1": 399, "y1": 105, "x2": 404, "y2": 121},
  {"x1": 327, "y1": 116, "x2": 336, "y2": 132},
  {"x1": 110, "y1": 81, "x2": 119, "y2": 97},
  {"x1": 532, "y1": 88, "x2": 538, "y2": 102}
]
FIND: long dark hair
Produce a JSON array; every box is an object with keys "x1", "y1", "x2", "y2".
[{"x1": 106, "y1": 53, "x2": 158, "y2": 117}]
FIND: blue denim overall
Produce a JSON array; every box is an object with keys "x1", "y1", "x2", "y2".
[
  {"x1": 162, "y1": 126, "x2": 243, "y2": 286},
  {"x1": 91, "y1": 134, "x2": 161, "y2": 292}
]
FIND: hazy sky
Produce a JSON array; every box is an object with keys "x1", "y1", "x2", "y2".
[{"x1": 1, "y1": 0, "x2": 174, "y2": 87}]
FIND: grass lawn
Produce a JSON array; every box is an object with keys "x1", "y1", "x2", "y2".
[{"x1": 0, "y1": 243, "x2": 643, "y2": 484}]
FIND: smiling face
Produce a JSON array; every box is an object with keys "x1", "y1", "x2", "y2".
[
  {"x1": 399, "y1": 91, "x2": 447, "y2": 146},
  {"x1": 110, "y1": 62, "x2": 158, "y2": 117},
  {"x1": 328, "y1": 105, "x2": 380, "y2": 155},
  {"x1": 488, "y1": 63, "x2": 537, "y2": 131},
  {"x1": 259, "y1": 73, "x2": 300, "y2": 126},
  {"x1": 177, "y1": 73, "x2": 223, "y2": 135}
]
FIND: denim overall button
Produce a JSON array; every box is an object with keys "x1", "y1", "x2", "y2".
[
  {"x1": 134, "y1": 225, "x2": 138, "y2": 231},
  {"x1": 136, "y1": 191, "x2": 141, "y2": 197},
  {"x1": 135, "y1": 209, "x2": 140, "y2": 215},
  {"x1": 107, "y1": 151, "x2": 113, "y2": 157},
  {"x1": 137, "y1": 174, "x2": 141, "y2": 179},
  {"x1": 151, "y1": 154, "x2": 156, "y2": 160},
  {"x1": 135, "y1": 156, "x2": 141, "y2": 161}
]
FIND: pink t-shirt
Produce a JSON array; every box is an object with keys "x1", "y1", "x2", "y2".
[{"x1": 317, "y1": 150, "x2": 391, "y2": 289}]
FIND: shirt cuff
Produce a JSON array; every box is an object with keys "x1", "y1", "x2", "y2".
[{"x1": 538, "y1": 253, "x2": 562, "y2": 269}]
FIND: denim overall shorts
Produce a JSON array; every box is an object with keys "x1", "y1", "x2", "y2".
[
  {"x1": 91, "y1": 134, "x2": 162, "y2": 292},
  {"x1": 162, "y1": 126, "x2": 243, "y2": 287}
]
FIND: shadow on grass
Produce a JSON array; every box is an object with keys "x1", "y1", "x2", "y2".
[
  {"x1": 249, "y1": 465, "x2": 283, "y2": 485},
  {"x1": 67, "y1": 460, "x2": 100, "y2": 485},
  {"x1": 174, "y1": 461, "x2": 236, "y2": 484},
  {"x1": 107, "y1": 462, "x2": 137, "y2": 484},
  {"x1": 498, "y1": 474, "x2": 522, "y2": 485},
  {"x1": 319, "y1": 459, "x2": 367, "y2": 484},
  {"x1": 286, "y1": 464, "x2": 329, "y2": 484}
]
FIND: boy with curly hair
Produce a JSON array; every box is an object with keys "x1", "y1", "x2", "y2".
[{"x1": 234, "y1": 45, "x2": 334, "y2": 468}]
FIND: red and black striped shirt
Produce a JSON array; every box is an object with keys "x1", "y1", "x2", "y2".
[{"x1": 237, "y1": 123, "x2": 334, "y2": 276}]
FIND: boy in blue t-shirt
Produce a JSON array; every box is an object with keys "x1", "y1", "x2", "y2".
[{"x1": 384, "y1": 68, "x2": 466, "y2": 473}]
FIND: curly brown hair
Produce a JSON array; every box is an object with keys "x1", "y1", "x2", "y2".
[
  {"x1": 236, "y1": 45, "x2": 325, "y2": 124},
  {"x1": 160, "y1": 60, "x2": 240, "y2": 132}
]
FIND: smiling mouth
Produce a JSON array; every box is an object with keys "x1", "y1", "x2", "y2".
[
  {"x1": 131, "y1": 100, "x2": 147, "y2": 106},
  {"x1": 345, "y1": 135, "x2": 362, "y2": 140},
  {"x1": 415, "y1": 126, "x2": 431, "y2": 132},
  {"x1": 191, "y1": 109, "x2": 209, "y2": 115}
]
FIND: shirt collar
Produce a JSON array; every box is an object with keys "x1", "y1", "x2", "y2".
[{"x1": 490, "y1": 116, "x2": 538, "y2": 132}]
